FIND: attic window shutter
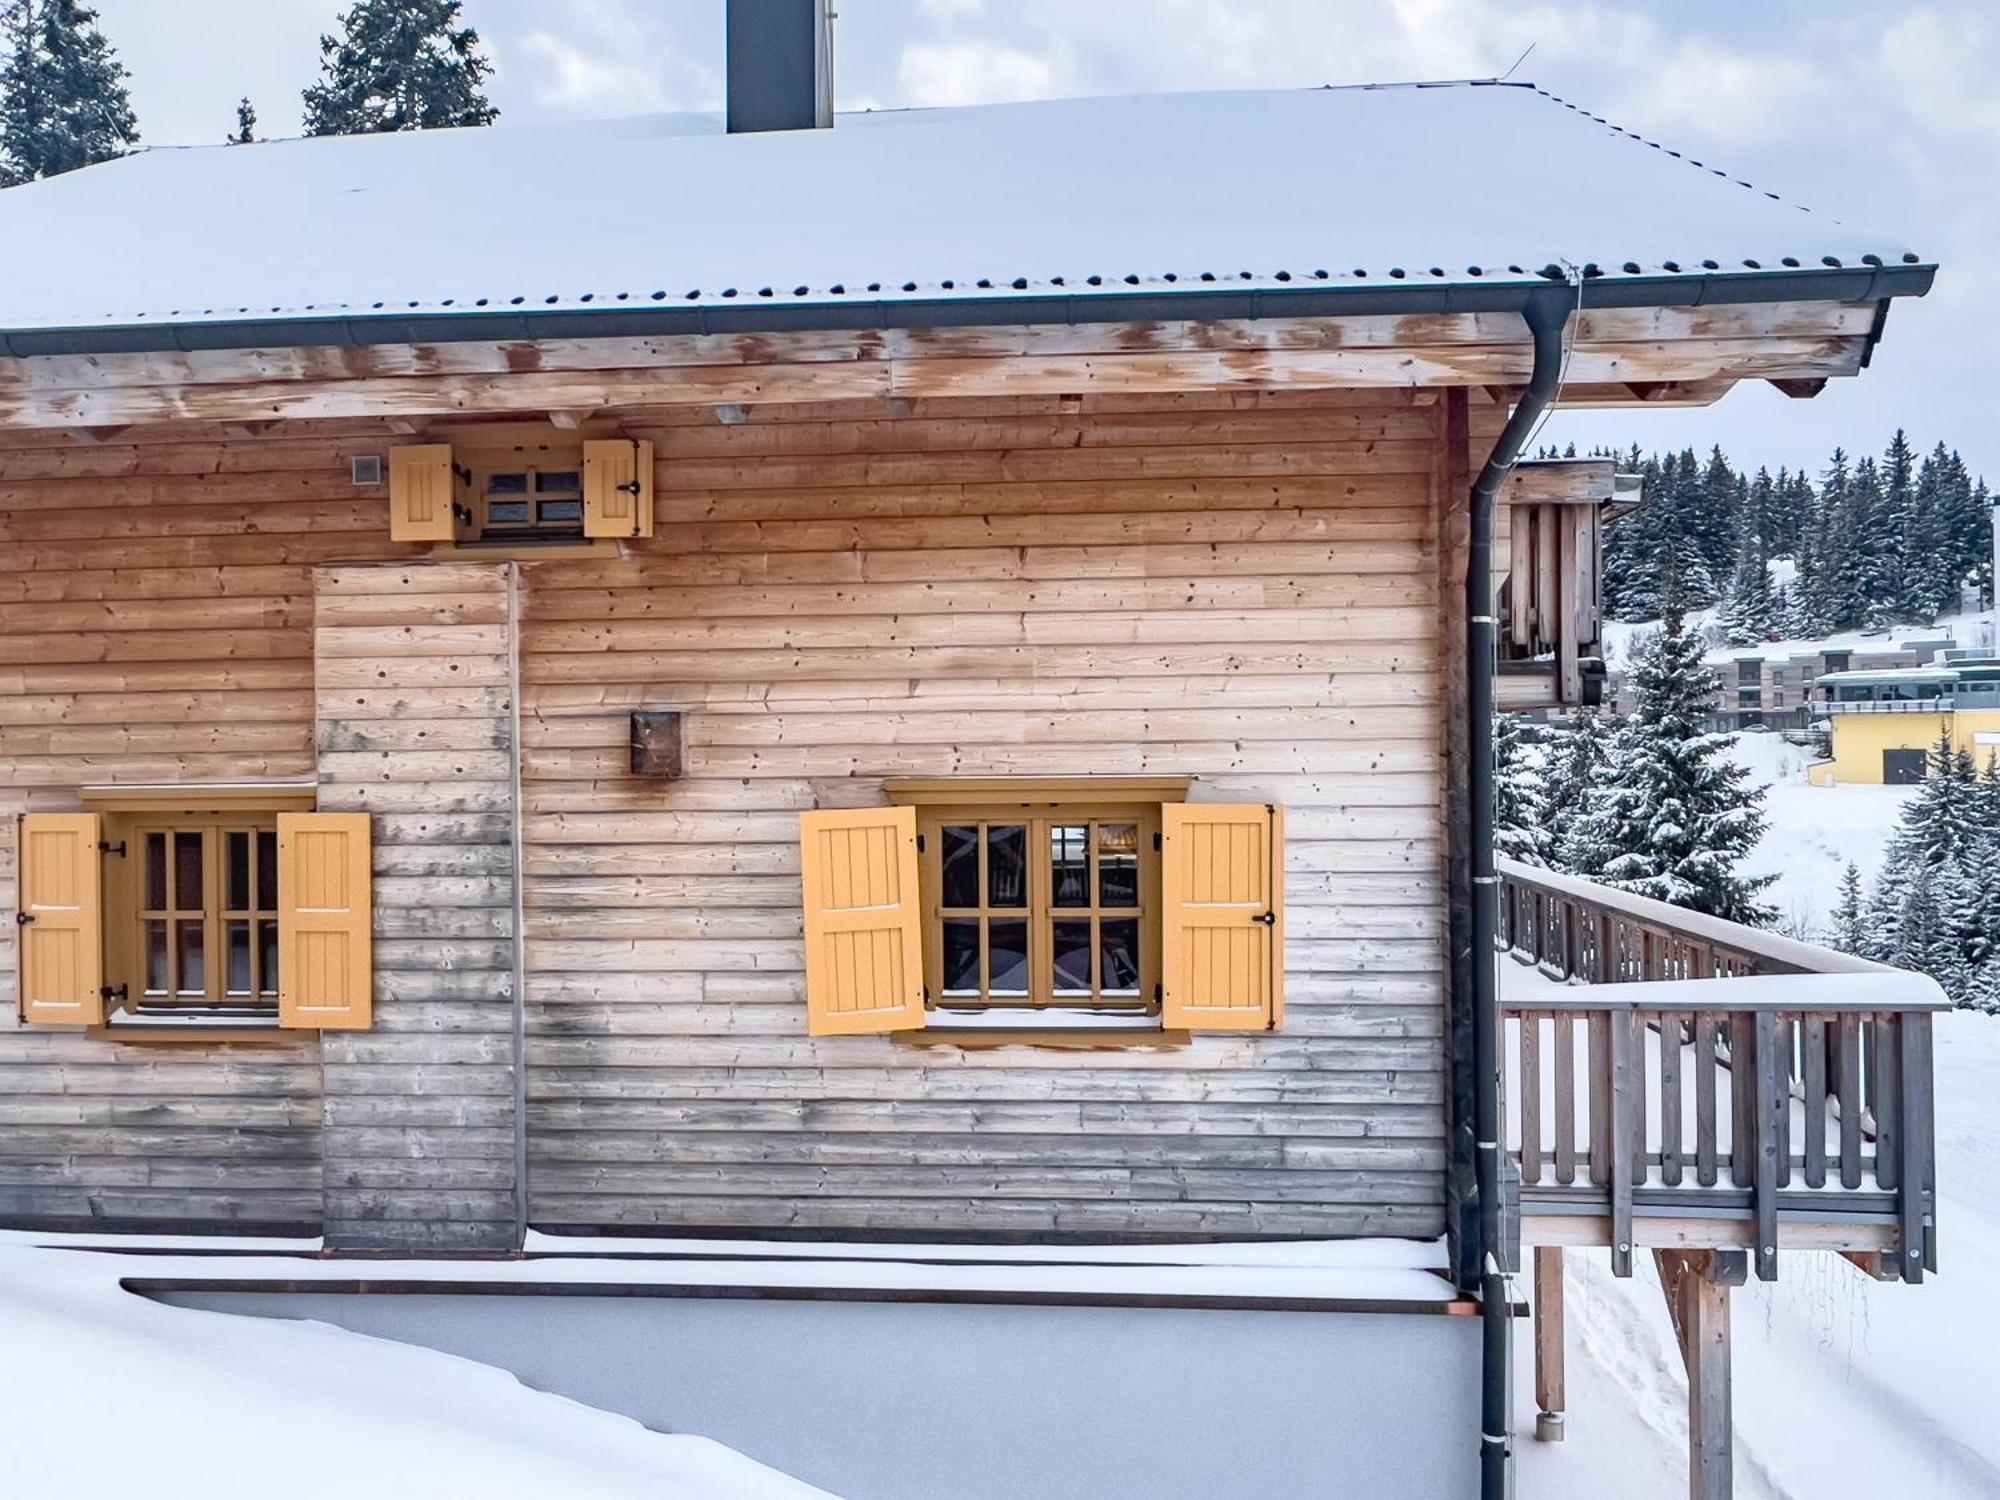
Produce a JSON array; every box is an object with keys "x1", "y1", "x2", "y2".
[
  {"x1": 583, "y1": 438, "x2": 655, "y2": 539},
  {"x1": 799, "y1": 807, "x2": 924, "y2": 1035},
  {"x1": 276, "y1": 812, "x2": 374, "y2": 1030},
  {"x1": 17, "y1": 813, "x2": 106, "y2": 1026},
  {"x1": 389, "y1": 444, "x2": 458, "y2": 542},
  {"x1": 1161, "y1": 803, "x2": 1284, "y2": 1032}
]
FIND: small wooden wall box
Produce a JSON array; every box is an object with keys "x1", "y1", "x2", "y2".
[{"x1": 629, "y1": 711, "x2": 684, "y2": 778}]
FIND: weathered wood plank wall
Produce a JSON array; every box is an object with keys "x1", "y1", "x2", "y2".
[
  {"x1": 312, "y1": 562, "x2": 520, "y2": 1250},
  {"x1": 0, "y1": 422, "x2": 413, "y2": 1230},
  {"x1": 518, "y1": 389, "x2": 1503, "y2": 1238}
]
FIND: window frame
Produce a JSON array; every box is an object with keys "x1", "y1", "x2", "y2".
[
  {"x1": 78, "y1": 783, "x2": 316, "y2": 1034},
  {"x1": 458, "y1": 445, "x2": 590, "y2": 546},
  {"x1": 915, "y1": 801, "x2": 1163, "y2": 1015}
]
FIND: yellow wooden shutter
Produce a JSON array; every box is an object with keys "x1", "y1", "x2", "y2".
[
  {"x1": 583, "y1": 438, "x2": 655, "y2": 539},
  {"x1": 799, "y1": 806, "x2": 924, "y2": 1036},
  {"x1": 277, "y1": 812, "x2": 374, "y2": 1030},
  {"x1": 16, "y1": 813, "x2": 105, "y2": 1025},
  {"x1": 388, "y1": 443, "x2": 457, "y2": 542},
  {"x1": 1161, "y1": 802, "x2": 1284, "y2": 1031}
]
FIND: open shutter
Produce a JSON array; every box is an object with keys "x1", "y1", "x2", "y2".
[
  {"x1": 389, "y1": 443, "x2": 457, "y2": 542},
  {"x1": 1161, "y1": 803, "x2": 1284, "y2": 1031},
  {"x1": 277, "y1": 812, "x2": 373, "y2": 1030},
  {"x1": 17, "y1": 813, "x2": 105, "y2": 1025},
  {"x1": 583, "y1": 438, "x2": 655, "y2": 539},
  {"x1": 799, "y1": 806, "x2": 924, "y2": 1036}
]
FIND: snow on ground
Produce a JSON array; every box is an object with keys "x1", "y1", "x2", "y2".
[
  {"x1": 1512, "y1": 1006, "x2": 2000, "y2": 1500},
  {"x1": 0, "y1": 1235, "x2": 831, "y2": 1500},
  {"x1": 1728, "y1": 731, "x2": 1916, "y2": 939}
]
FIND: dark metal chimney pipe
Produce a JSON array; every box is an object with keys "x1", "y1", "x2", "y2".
[{"x1": 726, "y1": 0, "x2": 833, "y2": 133}]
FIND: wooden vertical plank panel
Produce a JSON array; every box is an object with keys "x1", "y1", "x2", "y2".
[
  {"x1": 798, "y1": 806, "x2": 923, "y2": 1036},
  {"x1": 1509, "y1": 509, "x2": 1533, "y2": 647},
  {"x1": 1900, "y1": 1013, "x2": 1935, "y2": 1280},
  {"x1": 1521, "y1": 1011, "x2": 1542, "y2": 1186},
  {"x1": 1659, "y1": 1010, "x2": 1683, "y2": 1187},
  {"x1": 1161, "y1": 802, "x2": 1278, "y2": 1031},
  {"x1": 1608, "y1": 1006, "x2": 1635, "y2": 1276},
  {"x1": 1873, "y1": 1016, "x2": 1899, "y2": 1194},
  {"x1": 1751, "y1": 1010, "x2": 1780, "y2": 1282},
  {"x1": 1588, "y1": 1010, "x2": 1611, "y2": 1188},
  {"x1": 1695, "y1": 1014, "x2": 1719, "y2": 1187},
  {"x1": 1730, "y1": 1014, "x2": 1755, "y2": 1189},
  {"x1": 1557, "y1": 505, "x2": 1581, "y2": 704},
  {"x1": 1837, "y1": 1012, "x2": 1863, "y2": 1189},
  {"x1": 1553, "y1": 1013, "x2": 1576, "y2": 1186},
  {"x1": 1802, "y1": 1015, "x2": 1827, "y2": 1187},
  {"x1": 388, "y1": 444, "x2": 457, "y2": 542}
]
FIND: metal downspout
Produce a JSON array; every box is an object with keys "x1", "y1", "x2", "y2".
[{"x1": 1472, "y1": 287, "x2": 1574, "y2": 1499}]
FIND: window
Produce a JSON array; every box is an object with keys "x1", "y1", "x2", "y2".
[
  {"x1": 796, "y1": 783, "x2": 1283, "y2": 1038},
  {"x1": 125, "y1": 816, "x2": 282, "y2": 1016},
  {"x1": 387, "y1": 433, "x2": 653, "y2": 546},
  {"x1": 17, "y1": 791, "x2": 374, "y2": 1033},
  {"x1": 1824, "y1": 651, "x2": 1852, "y2": 673},
  {"x1": 461, "y1": 451, "x2": 587, "y2": 544},
  {"x1": 920, "y1": 805, "x2": 1160, "y2": 1012},
  {"x1": 1736, "y1": 660, "x2": 1761, "y2": 686}
]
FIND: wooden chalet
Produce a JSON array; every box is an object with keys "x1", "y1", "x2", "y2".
[{"x1": 0, "y1": 11, "x2": 1943, "y2": 1497}]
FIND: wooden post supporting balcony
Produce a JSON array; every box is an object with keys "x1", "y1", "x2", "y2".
[
  {"x1": 1657, "y1": 1249, "x2": 1747, "y2": 1500},
  {"x1": 1533, "y1": 1246, "x2": 1566, "y2": 1443}
]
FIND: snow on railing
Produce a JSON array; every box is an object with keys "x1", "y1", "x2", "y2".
[{"x1": 1496, "y1": 856, "x2": 1941, "y2": 1284}]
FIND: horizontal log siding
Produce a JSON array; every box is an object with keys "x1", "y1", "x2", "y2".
[
  {"x1": 0, "y1": 423, "x2": 415, "y2": 1232},
  {"x1": 520, "y1": 389, "x2": 1498, "y2": 1237},
  {"x1": 312, "y1": 563, "x2": 520, "y2": 1250}
]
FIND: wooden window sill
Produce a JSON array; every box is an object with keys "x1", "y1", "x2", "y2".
[
  {"x1": 87, "y1": 1022, "x2": 296, "y2": 1044},
  {"x1": 897, "y1": 1027, "x2": 1191, "y2": 1051}
]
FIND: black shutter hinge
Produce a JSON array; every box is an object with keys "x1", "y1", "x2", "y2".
[
  {"x1": 453, "y1": 502, "x2": 475, "y2": 525},
  {"x1": 916, "y1": 834, "x2": 926, "y2": 853},
  {"x1": 1153, "y1": 832, "x2": 1163, "y2": 852},
  {"x1": 1153, "y1": 982, "x2": 1163, "y2": 1002},
  {"x1": 99, "y1": 984, "x2": 128, "y2": 1004},
  {"x1": 99, "y1": 839, "x2": 127, "y2": 857}
]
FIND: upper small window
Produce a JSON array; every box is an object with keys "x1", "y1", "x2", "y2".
[
  {"x1": 386, "y1": 432, "x2": 653, "y2": 547},
  {"x1": 462, "y1": 450, "x2": 588, "y2": 545}
]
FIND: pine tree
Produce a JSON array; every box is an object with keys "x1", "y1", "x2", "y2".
[
  {"x1": 228, "y1": 96, "x2": 256, "y2": 145},
  {"x1": 1493, "y1": 714, "x2": 1552, "y2": 866},
  {"x1": 0, "y1": 0, "x2": 135, "y2": 185},
  {"x1": 1865, "y1": 731, "x2": 1990, "y2": 1003},
  {"x1": 1830, "y1": 863, "x2": 1867, "y2": 954},
  {"x1": 302, "y1": 0, "x2": 497, "y2": 137},
  {"x1": 1544, "y1": 710, "x2": 1612, "y2": 873},
  {"x1": 1875, "y1": 430, "x2": 1918, "y2": 619},
  {"x1": 1567, "y1": 612, "x2": 1776, "y2": 922}
]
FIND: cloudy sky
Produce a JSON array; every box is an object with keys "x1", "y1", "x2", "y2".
[{"x1": 84, "y1": 0, "x2": 1999, "y2": 481}]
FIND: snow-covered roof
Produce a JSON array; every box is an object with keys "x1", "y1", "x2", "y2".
[{"x1": 0, "y1": 81, "x2": 1927, "y2": 345}]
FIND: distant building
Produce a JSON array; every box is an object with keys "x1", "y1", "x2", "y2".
[{"x1": 1811, "y1": 660, "x2": 2000, "y2": 783}]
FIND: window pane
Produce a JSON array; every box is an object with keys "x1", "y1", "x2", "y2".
[
  {"x1": 1053, "y1": 919, "x2": 1093, "y2": 995},
  {"x1": 144, "y1": 832, "x2": 167, "y2": 910},
  {"x1": 257, "y1": 831, "x2": 278, "y2": 910},
  {"x1": 258, "y1": 920, "x2": 280, "y2": 998},
  {"x1": 537, "y1": 499, "x2": 584, "y2": 523},
  {"x1": 989, "y1": 919, "x2": 1029, "y2": 995},
  {"x1": 987, "y1": 825, "x2": 1027, "y2": 908},
  {"x1": 940, "y1": 826, "x2": 980, "y2": 909},
  {"x1": 174, "y1": 831, "x2": 204, "y2": 910},
  {"x1": 537, "y1": 470, "x2": 581, "y2": 494},
  {"x1": 225, "y1": 831, "x2": 250, "y2": 912},
  {"x1": 942, "y1": 918, "x2": 982, "y2": 996},
  {"x1": 144, "y1": 920, "x2": 169, "y2": 994},
  {"x1": 1098, "y1": 823, "x2": 1139, "y2": 907},
  {"x1": 1100, "y1": 918, "x2": 1142, "y2": 995},
  {"x1": 488, "y1": 472, "x2": 528, "y2": 493},
  {"x1": 1051, "y1": 825, "x2": 1090, "y2": 907},
  {"x1": 487, "y1": 500, "x2": 531, "y2": 525},
  {"x1": 177, "y1": 922, "x2": 206, "y2": 997},
  {"x1": 226, "y1": 919, "x2": 253, "y2": 995}
]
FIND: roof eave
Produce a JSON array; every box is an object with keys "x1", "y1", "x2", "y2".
[{"x1": 0, "y1": 264, "x2": 1937, "y2": 360}]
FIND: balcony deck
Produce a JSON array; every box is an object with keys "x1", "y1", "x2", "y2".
[{"x1": 1493, "y1": 857, "x2": 1946, "y2": 1495}]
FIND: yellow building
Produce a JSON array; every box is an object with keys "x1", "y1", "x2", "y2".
[{"x1": 1814, "y1": 663, "x2": 2000, "y2": 784}]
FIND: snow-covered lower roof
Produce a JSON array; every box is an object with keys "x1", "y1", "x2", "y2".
[{"x1": 0, "y1": 81, "x2": 1927, "y2": 350}]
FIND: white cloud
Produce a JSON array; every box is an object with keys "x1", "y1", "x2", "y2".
[
  {"x1": 897, "y1": 39, "x2": 1074, "y2": 107},
  {"x1": 518, "y1": 31, "x2": 671, "y2": 114},
  {"x1": 917, "y1": 0, "x2": 986, "y2": 19},
  {"x1": 517, "y1": 0, "x2": 720, "y2": 118}
]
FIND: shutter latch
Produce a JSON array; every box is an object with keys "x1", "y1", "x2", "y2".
[
  {"x1": 15, "y1": 911, "x2": 34, "y2": 925},
  {"x1": 617, "y1": 480, "x2": 643, "y2": 496},
  {"x1": 1253, "y1": 911, "x2": 1277, "y2": 926}
]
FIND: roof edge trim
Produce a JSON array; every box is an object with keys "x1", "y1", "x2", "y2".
[{"x1": 0, "y1": 264, "x2": 1936, "y2": 360}]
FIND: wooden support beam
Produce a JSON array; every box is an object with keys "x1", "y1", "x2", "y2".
[
  {"x1": 1656, "y1": 1249, "x2": 1745, "y2": 1500},
  {"x1": 1838, "y1": 1250, "x2": 1900, "y2": 1281},
  {"x1": 1768, "y1": 377, "x2": 1828, "y2": 399},
  {"x1": 1534, "y1": 1246, "x2": 1567, "y2": 1442}
]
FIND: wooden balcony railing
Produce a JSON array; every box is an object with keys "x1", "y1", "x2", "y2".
[{"x1": 1495, "y1": 856, "x2": 1944, "y2": 1284}]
